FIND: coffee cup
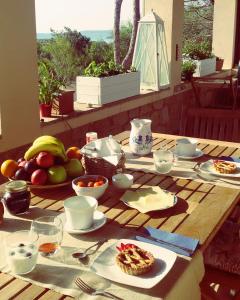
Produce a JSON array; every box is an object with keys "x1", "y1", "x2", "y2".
[
  {"x1": 175, "y1": 138, "x2": 197, "y2": 157},
  {"x1": 64, "y1": 196, "x2": 98, "y2": 230}
]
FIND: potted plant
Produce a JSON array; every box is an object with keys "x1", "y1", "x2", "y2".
[
  {"x1": 183, "y1": 40, "x2": 216, "y2": 77},
  {"x1": 76, "y1": 61, "x2": 140, "y2": 105},
  {"x1": 216, "y1": 56, "x2": 224, "y2": 71},
  {"x1": 181, "y1": 61, "x2": 197, "y2": 81},
  {"x1": 38, "y1": 61, "x2": 62, "y2": 118}
]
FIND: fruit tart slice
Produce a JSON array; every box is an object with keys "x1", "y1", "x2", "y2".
[
  {"x1": 115, "y1": 243, "x2": 155, "y2": 276},
  {"x1": 213, "y1": 160, "x2": 237, "y2": 174}
]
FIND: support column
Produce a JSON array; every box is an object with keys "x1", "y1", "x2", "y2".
[
  {"x1": 0, "y1": 0, "x2": 40, "y2": 152},
  {"x1": 212, "y1": 0, "x2": 238, "y2": 69},
  {"x1": 144, "y1": 0, "x2": 184, "y2": 87}
]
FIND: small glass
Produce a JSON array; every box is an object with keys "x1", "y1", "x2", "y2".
[
  {"x1": 30, "y1": 216, "x2": 63, "y2": 257},
  {"x1": 153, "y1": 149, "x2": 175, "y2": 174},
  {"x1": 86, "y1": 132, "x2": 98, "y2": 144},
  {"x1": 5, "y1": 230, "x2": 38, "y2": 274}
]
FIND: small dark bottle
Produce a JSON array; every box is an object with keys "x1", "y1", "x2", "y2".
[{"x1": 2, "y1": 180, "x2": 30, "y2": 215}]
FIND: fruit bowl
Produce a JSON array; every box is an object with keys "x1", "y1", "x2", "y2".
[
  {"x1": 9, "y1": 178, "x2": 72, "y2": 190},
  {"x1": 72, "y1": 175, "x2": 108, "y2": 199}
]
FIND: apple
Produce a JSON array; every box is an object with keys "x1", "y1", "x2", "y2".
[
  {"x1": 17, "y1": 157, "x2": 25, "y2": 164},
  {"x1": 24, "y1": 159, "x2": 38, "y2": 174},
  {"x1": 31, "y1": 169, "x2": 48, "y2": 185},
  {"x1": 36, "y1": 151, "x2": 54, "y2": 168},
  {"x1": 14, "y1": 168, "x2": 30, "y2": 181},
  {"x1": 64, "y1": 159, "x2": 84, "y2": 178},
  {"x1": 18, "y1": 160, "x2": 27, "y2": 168},
  {"x1": 47, "y1": 165, "x2": 67, "y2": 184}
]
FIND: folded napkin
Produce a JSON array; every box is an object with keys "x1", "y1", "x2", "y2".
[
  {"x1": 120, "y1": 187, "x2": 176, "y2": 213},
  {"x1": 136, "y1": 227, "x2": 199, "y2": 257},
  {"x1": 219, "y1": 156, "x2": 240, "y2": 163}
]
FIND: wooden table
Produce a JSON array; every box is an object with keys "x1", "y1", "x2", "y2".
[{"x1": 0, "y1": 131, "x2": 240, "y2": 299}]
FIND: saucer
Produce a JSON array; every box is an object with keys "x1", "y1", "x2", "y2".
[
  {"x1": 60, "y1": 211, "x2": 107, "y2": 234},
  {"x1": 173, "y1": 148, "x2": 204, "y2": 160}
]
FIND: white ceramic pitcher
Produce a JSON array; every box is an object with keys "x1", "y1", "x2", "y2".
[{"x1": 129, "y1": 119, "x2": 153, "y2": 155}]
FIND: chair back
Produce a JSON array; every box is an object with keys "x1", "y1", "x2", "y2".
[{"x1": 180, "y1": 107, "x2": 240, "y2": 142}]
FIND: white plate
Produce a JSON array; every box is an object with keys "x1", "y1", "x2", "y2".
[
  {"x1": 173, "y1": 148, "x2": 204, "y2": 159},
  {"x1": 90, "y1": 238, "x2": 177, "y2": 289},
  {"x1": 199, "y1": 160, "x2": 240, "y2": 178},
  {"x1": 59, "y1": 211, "x2": 107, "y2": 234},
  {"x1": 122, "y1": 192, "x2": 178, "y2": 212}
]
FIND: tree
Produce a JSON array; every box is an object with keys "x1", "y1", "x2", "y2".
[
  {"x1": 113, "y1": 0, "x2": 140, "y2": 69},
  {"x1": 122, "y1": 0, "x2": 140, "y2": 69},
  {"x1": 113, "y1": 0, "x2": 123, "y2": 64}
]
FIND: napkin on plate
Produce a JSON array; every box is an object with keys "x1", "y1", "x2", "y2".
[
  {"x1": 219, "y1": 156, "x2": 240, "y2": 163},
  {"x1": 136, "y1": 227, "x2": 199, "y2": 257},
  {"x1": 120, "y1": 187, "x2": 176, "y2": 213}
]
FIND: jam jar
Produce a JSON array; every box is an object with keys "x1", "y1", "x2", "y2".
[{"x1": 2, "y1": 180, "x2": 30, "y2": 215}]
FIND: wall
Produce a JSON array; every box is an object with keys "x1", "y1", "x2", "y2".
[
  {"x1": 212, "y1": 0, "x2": 238, "y2": 68},
  {"x1": 0, "y1": 0, "x2": 41, "y2": 151},
  {"x1": 0, "y1": 87, "x2": 195, "y2": 169}
]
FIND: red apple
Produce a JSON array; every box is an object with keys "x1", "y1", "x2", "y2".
[
  {"x1": 31, "y1": 169, "x2": 48, "y2": 185},
  {"x1": 36, "y1": 152, "x2": 54, "y2": 168},
  {"x1": 18, "y1": 160, "x2": 27, "y2": 168}
]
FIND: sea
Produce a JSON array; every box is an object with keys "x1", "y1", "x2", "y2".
[{"x1": 37, "y1": 30, "x2": 113, "y2": 43}]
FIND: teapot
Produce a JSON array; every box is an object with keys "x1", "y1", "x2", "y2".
[{"x1": 129, "y1": 119, "x2": 153, "y2": 155}]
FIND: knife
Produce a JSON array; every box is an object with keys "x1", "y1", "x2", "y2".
[{"x1": 135, "y1": 235, "x2": 194, "y2": 256}]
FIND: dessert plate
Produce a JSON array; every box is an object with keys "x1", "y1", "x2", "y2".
[
  {"x1": 59, "y1": 211, "x2": 107, "y2": 234},
  {"x1": 173, "y1": 148, "x2": 204, "y2": 160},
  {"x1": 199, "y1": 160, "x2": 240, "y2": 178},
  {"x1": 90, "y1": 238, "x2": 177, "y2": 289}
]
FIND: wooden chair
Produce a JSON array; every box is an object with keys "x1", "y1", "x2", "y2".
[
  {"x1": 180, "y1": 107, "x2": 240, "y2": 142},
  {"x1": 191, "y1": 70, "x2": 238, "y2": 110}
]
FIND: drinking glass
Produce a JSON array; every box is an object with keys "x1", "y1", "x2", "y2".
[
  {"x1": 31, "y1": 216, "x2": 63, "y2": 257},
  {"x1": 5, "y1": 230, "x2": 38, "y2": 274},
  {"x1": 153, "y1": 149, "x2": 174, "y2": 174}
]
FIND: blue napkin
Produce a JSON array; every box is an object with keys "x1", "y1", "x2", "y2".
[
  {"x1": 136, "y1": 227, "x2": 199, "y2": 257},
  {"x1": 219, "y1": 156, "x2": 240, "y2": 163}
]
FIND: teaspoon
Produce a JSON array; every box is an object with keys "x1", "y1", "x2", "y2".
[{"x1": 72, "y1": 239, "x2": 107, "y2": 260}]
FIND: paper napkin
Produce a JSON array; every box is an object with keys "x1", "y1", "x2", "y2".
[
  {"x1": 120, "y1": 187, "x2": 176, "y2": 213},
  {"x1": 136, "y1": 227, "x2": 199, "y2": 257}
]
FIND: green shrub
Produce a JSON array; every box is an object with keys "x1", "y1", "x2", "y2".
[
  {"x1": 83, "y1": 61, "x2": 125, "y2": 77},
  {"x1": 183, "y1": 40, "x2": 213, "y2": 60}
]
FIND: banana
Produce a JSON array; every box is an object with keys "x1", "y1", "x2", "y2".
[
  {"x1": 24, "y1": 141, "x2": 67, "y2": 161},
  {"x1": 33, "y1": 136, "x2": 66, "y2": 153}
]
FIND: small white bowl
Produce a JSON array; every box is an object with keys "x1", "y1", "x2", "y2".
[
  {"x1": 112, "y1": 173, "x2": 133, "y2": 189},
  {"x1": 72, "y1": 175, "x2": 108, "y2": 199}
]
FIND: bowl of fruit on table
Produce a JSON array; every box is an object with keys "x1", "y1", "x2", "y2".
[
  {"x1": 72, "y1": 175, "x2": 108, "y2": 199},
  {"x1": 0, "y1": 136, "x2": 85, "y2": 189}
]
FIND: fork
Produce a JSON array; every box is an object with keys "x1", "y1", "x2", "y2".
[{"x1": 75, "y1": 277, "x2": 123, "y2": 299}]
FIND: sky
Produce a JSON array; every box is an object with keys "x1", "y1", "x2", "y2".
[{"x1": 35, "y1": 0, "x2": 134, "y2": 32}]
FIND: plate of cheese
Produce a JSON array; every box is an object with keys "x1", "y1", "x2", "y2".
[{"x1": 120, "y1": 187, "x2": 177, "y2": 213}]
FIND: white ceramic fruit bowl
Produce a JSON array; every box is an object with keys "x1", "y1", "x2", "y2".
[
  {"x1": 72, "y1": 175, "x2": 108, "y2": 199},
  {"x1": 112, "y1": 173, "x2": 133, "y2": 189}
]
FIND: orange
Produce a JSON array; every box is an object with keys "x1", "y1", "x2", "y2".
[
  {"x1": 1, "y1": 159, "x2": 18, "y2": 178},
  {"x1": 66, "y1": 146, "x2": 82, "y2": 160}
]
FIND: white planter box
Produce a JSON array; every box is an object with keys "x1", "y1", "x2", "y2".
[
  {"x1": 76, "y1": 72, "x2": 140, "y2": 105},
  {"x1": 193, "y1": 57, "x2": 216, "y2": 77}
]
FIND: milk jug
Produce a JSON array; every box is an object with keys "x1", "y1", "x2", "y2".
[{"x1": 129, "y1": 119, "x2": 153, "y2": 155}]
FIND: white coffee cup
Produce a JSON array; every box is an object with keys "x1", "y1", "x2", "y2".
[
  {"x1": 175, "y1": 138, "x2": 197, "y2": 157},
  {"x1": 64, "y1": 196, "x2": 98, "y2": 230}
]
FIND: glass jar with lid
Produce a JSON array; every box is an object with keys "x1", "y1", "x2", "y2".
[{"x1": 2, "y1": 180, "x2": 30, "y2": 215}]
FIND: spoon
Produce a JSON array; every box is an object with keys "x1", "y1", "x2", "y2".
[{"x1": 72, "y1": 239, "x2": 107, "y2": 260}]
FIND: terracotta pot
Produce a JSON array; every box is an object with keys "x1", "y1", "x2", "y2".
[
  {"x1": 216, "y1": 59, "x2": 224, "y2": 71},
  {"x1": 53, "y1": 90, "x2": 74, "y2": 115},
  {"x1": 39, "y1": 103, "x2": 52, "y2": 118}
]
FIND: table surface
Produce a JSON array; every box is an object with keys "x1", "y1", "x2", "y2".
[{"x1": 0, "y1": 131, "x2": 240, "y2": 300}]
